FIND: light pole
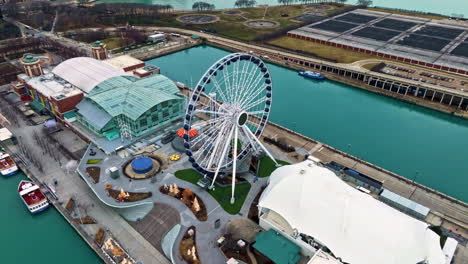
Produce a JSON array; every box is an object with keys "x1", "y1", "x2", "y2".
[{"x1": 409, "y1": 170, "x2": 419, "y2": 199}]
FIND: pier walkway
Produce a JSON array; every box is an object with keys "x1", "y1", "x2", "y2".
[{"x1": 0, "y1": 88, "x2": 170, "y2": 264}]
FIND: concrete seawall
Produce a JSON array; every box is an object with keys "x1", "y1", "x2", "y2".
[{"x1": 7, "y1": 153, "x2": 112, "y2": 264}]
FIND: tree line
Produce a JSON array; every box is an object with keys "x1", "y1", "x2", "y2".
[
  {"x1": 274, "y1": 0, "x2": 374, "y2": 6},
  {"x1": 276, "y1": 0, "x2": 350, "y2": 5},
  {"x1": 192, "y1": 2, "x2": 216, "y2": 11},
  {"x1": 234, "y1": 0, "x2": 257, "y2": 8}
]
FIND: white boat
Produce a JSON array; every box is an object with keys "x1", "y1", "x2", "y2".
[
  {"x1": 18, "y1": 180, "x2": 49, "y2": 214},
  {"x1": 0, "y1": 147, "x2": 18, "y2": 177}
]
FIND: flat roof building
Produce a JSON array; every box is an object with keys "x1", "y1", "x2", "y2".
[
  {"x1": 52, "y1": 57, "x2": 131, "y2": 94},
  {"x1": 18, "y1": 70, "x2": 84, "y2": 119},
  {"x1": 104, "y1": 55, "x2": 145, "y2": 73}
]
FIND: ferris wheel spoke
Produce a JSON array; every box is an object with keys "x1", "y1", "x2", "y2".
[
  {"x1": 206, "y1": 121, "x2": 232, "y2": 170},
  {"x1": 238, "y1": 72, "x2": 266, "y2": 108},
  {"x1": 191, "y1": 120, "x2": 226, "y2": 147},
  {"x1": 210, "y1": 125, "x2": 235, "y2": 188},
  {"x1": 197, "y1": 141, "x2": 217, "y2": 168},
  {"x1": 241, "y1": 86, "x2": 266, "y2": 110},
  {"x1": 240, "y1": 126, "x2": 260, "y2": 152},
  {"x1": 236, "y1": 72, "x2": 256, "y2": 106},
  {"x1": 222, "y1": 64, "x2": 235, "y2": 104},
  {"x1": 240, "y1": 61, "x2": 263, "y2": 99},
  {"x1": 197, "y1": 93, "x2": 223, "y2": 109},
  {"x1": 193, "y1": 123, "x2": 228, "y2": 164},
  {"x1": 246, "y1": 110, "x2": 265, "y2": 116},
  {"x1": 193, "y1": 138, "x2": 214, "y2": 161},
  {"x1": 242, "y1": 125, "x2": 277, "y2": 165},
  {"x1": 194, "y1": 109, "x2": 229, "y2": 116},
  {"x1": 192, "y1": 115, "x2": 228, "y2": 129},
  {"x1": 243, "y1": 97, "x2": 269, "y2": 112},
  {"x1": 235, "y1": 59, "x2": 252, "y2": 105},
  {"x1": 211, "y1": 77, "x2": 229, "y2": 104},
  {"x1": 232, "y1": 59, "x2": 242, "y2": 102},
  {"x1": 238, "y1": 65, "x2": 260, "y2": 105}
]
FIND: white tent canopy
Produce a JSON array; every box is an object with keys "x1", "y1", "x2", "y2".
[
  {"x1": 258, "y1": 160, "x2": 445, "y2": 264},
  {"x1": 52, "y1": 57, "x2": 130, "y2": 94}
]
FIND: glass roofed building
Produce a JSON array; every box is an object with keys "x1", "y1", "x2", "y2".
[{"x1": 75, "y1": 74, "x2": 185, "y2": 143}]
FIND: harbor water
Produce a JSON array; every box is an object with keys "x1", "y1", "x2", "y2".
[
  {"x1": 147, "y1": 45, "x2": 468, "y2": 202},
  {"x1": 0, "y1": 172, "x2": 101, "y2": 263},
  {"x1": 95, "y1": 0, "x2": 468, "y2": 17}
]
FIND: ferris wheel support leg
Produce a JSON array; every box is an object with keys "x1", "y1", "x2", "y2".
[
  {"x1": 206, "y1": 122, "x2": 228, "y2": 174},
  {"x1": 231, "y1": 126, "x2": 239, "y2": 205},
  {"x1": 210, "y1": 126, "x2": 234, "y2": 189},
  {"x1": 243, "y1": 125, "x2": 278, "y2": 165}
]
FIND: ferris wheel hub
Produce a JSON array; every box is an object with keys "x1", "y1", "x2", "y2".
[{"x1": 236, "y1": 112, "x2": 248, "y2": 127}]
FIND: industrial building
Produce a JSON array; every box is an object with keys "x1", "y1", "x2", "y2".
[
  {"x1": 288, "y1": 9, "x2": 468, "y2": 75},
  {"x1": 258, "y1": 158, "x2": 446, "y2": 264}
]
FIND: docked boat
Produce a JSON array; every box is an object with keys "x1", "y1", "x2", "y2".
[
  {"x1": 298, "y1": 71, "x2": 326, "y2": 80},
  {"x1": 0, "y1": 147, "x2": 18, "y2": 176},
  {"x1": 18, "y1": 180, "x2": 49, "y2": 214}
]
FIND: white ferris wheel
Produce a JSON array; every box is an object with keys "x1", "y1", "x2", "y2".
[{"x1": 183, "y1": 53, "x2": 278, "y2": 204}]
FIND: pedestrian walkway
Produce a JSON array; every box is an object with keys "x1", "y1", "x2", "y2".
[{"x1": 0, "y1": 102, "x2": 170, "y2": 264}]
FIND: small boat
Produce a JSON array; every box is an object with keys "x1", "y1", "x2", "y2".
[
  {"x1": 18, "y1": 180, "x2": 49, "y2": 214},
  {"x1": 299, "y1": 71, "x2": 326, "y2": 80},
  {"x1": 0, "y1": 147, "x2": 18, "y2": 177}
]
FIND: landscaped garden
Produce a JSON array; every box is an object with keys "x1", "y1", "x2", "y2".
[
  {"x1": 85, "y1": 166, "x2": 101, "y2": 183},
  {"x1": 257, "y1": 156, "x2": 289, "y2": 178},
  {"x1": 107, "y1": 188, "x2": 152, "y2": 202},
  {"x1": 105, "y1": 4, "x2": 342, "y2": 41},
  {"x1": 175, "y1": 169, "x2": 251, "y2": 214},
  {"x1": 160, "y1": 185, "x2": 208, "y2": 221},
  {"x1": 179, "y1": 227, "x2": 200, "y2": 264}
]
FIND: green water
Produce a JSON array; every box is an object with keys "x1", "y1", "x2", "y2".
[
  {"x1": 147, "y1": 45, "x2": 468, "y2": 202},
  {"x1": 0, "y1": 172, "x2": 101, "y2": 263},
  {"x1": 95, "y1": 0, "x2": 468, "y2": 17}
]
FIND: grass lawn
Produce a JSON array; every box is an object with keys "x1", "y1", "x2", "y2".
[
  {"x1": 257, "y1": 156, "x2": 290, "y2": 178},
  {"x1": 175, "y1": 169, "x2": 251, "y2": 214},
  {"x1": 101, "y1": 37, "x2": 126, "y2": 50},
  {"x1": 86, "y1": 159, "x2": 102, "y2": 164},
  {"x1": 368, "y1": 8, "x2": 445, "y2": 20},
  {"x1": 269, "y1": 36, "x2": 380, "y2": 63},
  {"x1": 110, "y1": 4, "x2": 341, "y2": 41},
  {"x1": 362, "y1": 63, "x2": 380, "y2": 71},
  {"x1": 189, "y1": 5, "x2": 326, "y2": 41}
]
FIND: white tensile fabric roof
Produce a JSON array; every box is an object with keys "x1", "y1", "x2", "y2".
[
  {"x1": 258, "y1": 160, "x2": 445, "y2": 264},
  {"x1": 52, "y1": 57, "x2": 130, "y2": 94}
]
